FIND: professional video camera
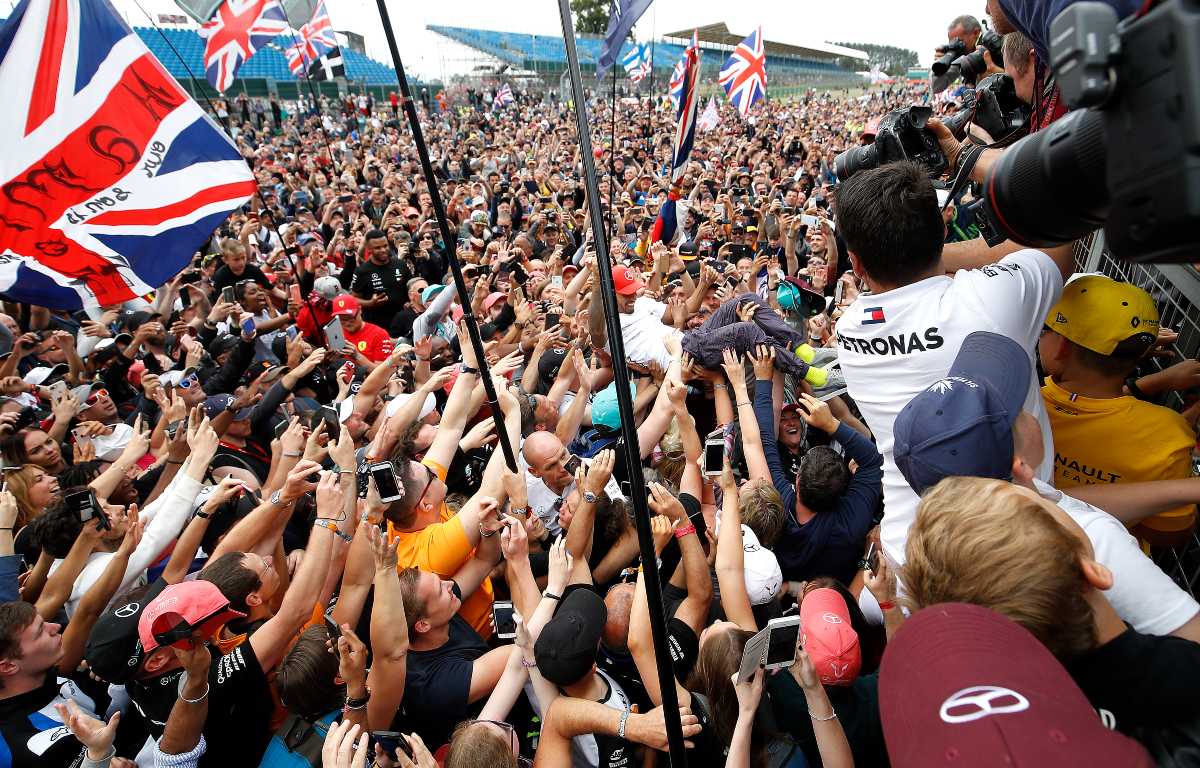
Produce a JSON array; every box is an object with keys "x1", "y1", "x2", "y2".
[
  {"x1": 834, "y1": 74, "x2": 1030, "y2": 181},
  {"x1": 981, "y1": 0, "x2": 1200, "y2": 263}
]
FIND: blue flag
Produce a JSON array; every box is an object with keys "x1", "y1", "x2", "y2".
[{"x1": 596, "y1": 0, "x2": 652, "y2": 79}]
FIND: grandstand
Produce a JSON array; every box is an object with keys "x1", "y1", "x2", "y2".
[
  {"x1": 427, "y1": 23, "x2": 864, "y2": 92},
  {"x1": 133, "y1": 26, "x2": 404, "y2": 101}
]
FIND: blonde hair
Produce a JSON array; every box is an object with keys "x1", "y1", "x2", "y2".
[
  {"x1": 902, "y1": 476, "x2": 1096, "y2": 659},
  {"x1": 5, "y1": 464, "x2": 49, "y2": 530},
  {"x1": 739, "y1": 479, "x2": 784, "y2": 547}
]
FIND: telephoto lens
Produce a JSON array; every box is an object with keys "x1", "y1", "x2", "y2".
[
  {"x1": 983, "y1": 108, "x2": 1108, "y2": 246},
  {"x1": 834, "y1": 144, "x2": 879, "y2": 182}
]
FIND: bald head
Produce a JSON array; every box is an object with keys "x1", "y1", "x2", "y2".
[
  {"x1": 603, "y1": 584, "x2": 635, "y2": 652},
  {"x1": 523, "y1": 431, "x2": 571, "y2": 493}
]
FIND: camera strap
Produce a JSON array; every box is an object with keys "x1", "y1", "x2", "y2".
[{"x1": 941, "y1": 144, "x2": 988, "y2": 211}]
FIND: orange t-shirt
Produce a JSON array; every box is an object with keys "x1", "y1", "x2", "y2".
[{"x1": 388, "y1": 458, "x2": 494, "y2": 639}]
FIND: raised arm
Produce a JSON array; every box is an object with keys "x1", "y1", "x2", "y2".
[
  {"x1": 716, "y1": 458, "x2": 757, "y2": 631},
  {"x1": 365, "y1": 525, "x2": 408, "y2": 730},
  {"x1": 648, "y1": 483, "x2": 711, "y2": 633},
  {"x1": 728, "y1": 347, "x2": 771, "y2": 482}
]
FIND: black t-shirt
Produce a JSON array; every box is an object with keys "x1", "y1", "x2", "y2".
[
  {"x1": 349, "y1": 257, "x2": 411, "y2": 328},
  {"x1": 389, "y1": 305, "x2": 420, "y2": 340},
  {"x1": 1068, "y1": 628, "x2": 1200, "y2": 761},
  {"x1": 0, "y1": 672, "x2": 91, "y2": 768},
  {"x1": 212, "y1": 263, "x2": 271, "y2": 295},
  {"x1": 130, "y1": 641, "x2": 275, "y2": 767},
  {"x1": 401, "y1": 604, "x2": 487, "y2": 746}
]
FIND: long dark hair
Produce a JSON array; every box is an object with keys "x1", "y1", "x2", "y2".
[{"x1": 687, "y1": 625, "x2": 773, "y2": 768}]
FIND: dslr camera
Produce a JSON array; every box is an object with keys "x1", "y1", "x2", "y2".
[
  {"x1": 953, "y1": 29, "x2": 1005, "y2": 84},
  {"x1": 931, "y1": 39, "x2": 969, "y2": 79},
  {"x1": 981, "y1": 0, "x2": 1200, "y2": 263}
]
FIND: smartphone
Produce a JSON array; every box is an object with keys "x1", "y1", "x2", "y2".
[
  {"x1": 220, "y1": 286, "x2": 235, "y2": 304},
  {"x1": 338, "y1": 194, "x2": 353, "y2": 203},
  {"x1": 288, "y1": 284, "x2": 302, "y2": 305},
  {"x1": 240, "y1": 317, "x2": 256, "y2": 336},
  {"x1": 324, "y1": 606, "x2": 342, "y2": 659},
  {"x1": 166, "y1": 420, "x2": 184, "y2": 440},
  {"x1": 563, "y1": 454, "x2": 582, "y2": 478},
  {"x1": 367, "y1": 461, "x2": 404, "y2": 504},
  {"x1": 800, "y1": 213, "x2": 820, "y2": 229},
  {"x1": 339, "y1": 361, "x2": 355, "y2": 383},
  {"x1": 763, "y1": 616, "x2": 802, "y2": 671},
  {"x1": 47, "y1": 380, "x2": 68, "y2": 399},
  {"x1": 737, "y1": 626, "x2": 771, "y2": 683},
  {"x1": 65, "y1": 489, "x2": 107, "y2": 531},
  {"x1": 273, "y1": 419, "x2": 290, "y2": 439},
  {"x1": 492, "y1": 600, "x2": 517, "y2": 640},
  {"x1": 72, "y1": 427, "x2": 93, "y2": 449},
  {"x1": 179, "y1": 286, "x2": 192, "y2": 309},
  {"x1": 703, "y1": 430, "x2": 724, "y2": 477},
  {"x1": 864, "y1": 541, "x2": 878, "y2": 575},
  {"x1": 370, "y1": 732, "x2": 413, "y2": 760},
  {"x1": 544, "y1": 312, "x2": 560, "y2": 331},
  {"x1": 319, "y1": 405, "x2": 340, "y2": 436},
  {"x1": 834, "y1": 278, "x2": 845, "y2": 307},
  {"x1": 322, "y1": 317, "x2": 346, "y2": 353},
  {"x1": 286, "y1": 325, "x2": 299, "y2": 341}
]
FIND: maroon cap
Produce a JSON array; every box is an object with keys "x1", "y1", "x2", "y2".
[
  {"x1": 138, "y1": 581, "x2": 245, "y2": 652},
  {"x1": 880, "y1": 603, "x2": 1152, "y2": 768}
]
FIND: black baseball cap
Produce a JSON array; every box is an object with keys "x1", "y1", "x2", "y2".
[
  {"x1": 534, "y1": 586, "x2": 606, "y2": 687},
  {"x1": 84, "y1": 578, "x2": 170, "y2": 684}
]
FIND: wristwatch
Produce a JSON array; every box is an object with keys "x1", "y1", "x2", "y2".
[
  {"x1": 856, "y1": 558, "x2": 872, "y2": 571},
  {"x1": 270, "y1": 490, "x2": 292, "y2": 507},
  {"x1": 583, "y1": 490, "x2": 598, "y2": 504}
]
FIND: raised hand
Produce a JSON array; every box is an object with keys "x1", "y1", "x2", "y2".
[
  {"x1": 581, "y1": 450, "x2": 615, "y2": 495},
  {"x1": 750, "y1": 344, "x2": 775, "y2": 381},
  {"x1": 52, "y1": 700, "x2": 120, "y2": 761},
  {"x1": 647, "y1": 482, "x2": 686, "y2": 522}
]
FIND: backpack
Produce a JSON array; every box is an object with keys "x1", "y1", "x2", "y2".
[{"x1": 258, "y1": 710, "x2": 339, "y2": 768}]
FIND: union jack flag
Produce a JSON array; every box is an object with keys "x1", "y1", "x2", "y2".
[
  {"x1": 492, "y1": 83, "x2": 514, "y2": 110},
  {"x1": 284, "y1": 0, "x2": 336, "y2": 76},
  {"x1": 719, "y1": 26, "x2": 767, "y2": 117},
  {"x1": 0, "y1": 0, "x2": 257, "y2": 309},
  {"x1": 621, "y1": 43, "x2": 651, "y2": 83},
  {"x1": 200, "y1": 0, "x2": 291, "y2": 93},
  {"x1": 667, "y1": 33, "x2": 694, "y2": 111},
  {"x1": 650, "y1": 31, "x2": 699, "y2": 247}
]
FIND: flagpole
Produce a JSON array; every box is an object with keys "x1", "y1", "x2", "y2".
[
  {"x1": 284, "y1": 29, "x2": 339, "y2": 169},
  {"x1": 607, "y1": 63, "x2": 618, "y2": 239},
  {"x1": 369, "y1": 0, "x2": 519, "y2": 473},
  {"x1": 556, "y1": 1, "x2": 688, "y2": 765}
]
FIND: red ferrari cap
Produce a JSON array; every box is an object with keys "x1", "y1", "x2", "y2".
[{"x1": 331, "y1": 294, "x2": 360, "y2": 317}]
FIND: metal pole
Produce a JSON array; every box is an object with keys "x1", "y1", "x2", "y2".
[
  {"x1": 556, "y1": 1, "x2": 688, "y2": 765},
  {"x1": 371, "y1": 0, "x2": 518, "y2": 473},
  {"x1": 608, "y1": 65, "x2": 618, "y2": 238}
]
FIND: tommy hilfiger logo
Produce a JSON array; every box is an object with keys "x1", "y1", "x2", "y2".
[{"x1": 863, "y1": 307, "x2": 886, "y2": 325}]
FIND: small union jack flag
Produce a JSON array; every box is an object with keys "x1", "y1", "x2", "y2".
[
  {"x1": 284, "y1": 0, "x2": 336, "y2": 77},
  {"x1": 863, "y1": 307, "x2": 886, "y2": 325},
  {"x1": 492, "y1": 83, "x2": 514, "y2": 110},
  {"x1": 667, "y1": 33, "x2": 695, "y2": 111},
  {"x1": 719, "y1": 26, "x2": 767, "y2": 117},
  {"x1": 0, "y1": 0, "x2": 257, "y2": 309},
  {"x1": 200, "y1": 0, "x2": 290, "y2": 93}
]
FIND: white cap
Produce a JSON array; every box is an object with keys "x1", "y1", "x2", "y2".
[
  {"x1": 313, "y1": 276, "x2": 342, "y2": 300},
  {"x1": 741, "y1": 524, "x2": 782, "y2": 606},
  {"x1": 384, "y1": 392, "x2": 436, "y2": 420},
  {"x1": 23, "y1": 364, "x2": 67, "y2": 386}
]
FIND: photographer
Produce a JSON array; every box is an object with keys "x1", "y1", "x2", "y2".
[{"x1": 931, "y1": 14, "x2": 983, "y2": 93}]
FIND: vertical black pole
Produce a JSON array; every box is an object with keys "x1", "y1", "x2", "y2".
[
  {"x1": 645, "y1": 41, "x2": 654, "y2": 156},
  {"x1": 557, "y1": 2, "x2": 687, "y2": 765},
  {"x1": 369, "y1": 0, "x2": 518, "y2": 473},
  {"x1": 607, "y1": 65, "x2": 618, "y2": 239}
]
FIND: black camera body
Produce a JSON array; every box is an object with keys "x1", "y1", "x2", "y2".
[
  {"x1": 834, "y1": 106, "x2": 947, "y2": 181},
  {"x1": 953, "y1": 29, "x2": 1005, "y2": 83},
  {"x1": 931, "y1": 39, "x2": 969, "y2": 77},
  {"x1": 983, "y1": 0, "x2": 1200, "y2": 263},
  {"x1": 944, "y1": 73, "x2": 1031, "y2": 145}
]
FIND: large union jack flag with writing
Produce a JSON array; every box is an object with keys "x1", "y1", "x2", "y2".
[
  {"x1": 719, "y1": 26, "x2": 767, "y2": 117},
  {"x1": 0, "y1": 0, "x2": 257, "y2": 309},
  {"x1": 284, "y1": 0, "x2": 336, "y2": 76},
  {"x1": 200, "y1": 0, "x2": 290, "y2": 93}
]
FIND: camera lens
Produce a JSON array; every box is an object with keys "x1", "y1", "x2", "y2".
[
  {"x1": 985, "y1": 108, "x2": 1108, "y2": 246},
  {"x1": 834, "y1": 143, "x2": 879, "y2": 181},
  {"x1": 955, "y1": 50, "x2": 987, "y2": 82},
  {"x1": 931, "y1": 52, "x2": 959, "y2": 78}
]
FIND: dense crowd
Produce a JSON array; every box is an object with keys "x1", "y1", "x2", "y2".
[{"x1": 0, "y1": 5, "x2": 1198, "y2": 768}]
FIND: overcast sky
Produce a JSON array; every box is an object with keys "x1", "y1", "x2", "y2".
[{"x1": 112, "y1": 0, "x2": 985, "y2": 80}]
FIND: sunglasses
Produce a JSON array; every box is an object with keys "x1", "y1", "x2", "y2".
[
  {"x1": 178, "y1": 374, "x2": 199, "y2": 389},
  {"x1": 412, "y1": 464, "x2": 438, "y2": 510},
  {"x1": 467, "y1": 720, "x2": 530, "y2": 767},
  {"x1": 84, "y1": 388, "x2": 109, "y2": 406}
]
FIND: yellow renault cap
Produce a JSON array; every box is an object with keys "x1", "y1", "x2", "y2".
[{"x1": 1045, "y1": 275, "x2": 1159, "y2": 356}]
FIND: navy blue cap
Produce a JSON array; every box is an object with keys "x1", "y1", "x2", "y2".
[{"x1": 893, "y1": 332, "x2": 1031, "y2": 496}]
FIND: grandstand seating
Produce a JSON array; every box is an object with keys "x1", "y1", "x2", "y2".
[
  {"x1": 427, "y1": 25, "x2": 855, "y2": 79},
  {"x1": 133, "y1": 27, "x2": 397, "y2": 85}
]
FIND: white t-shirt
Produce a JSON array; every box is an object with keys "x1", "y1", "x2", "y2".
[
  {"x1": 614, "y1": 296, "x2": 680, "y2": 369},
  {"x1": 1036, "y1": 479, "x2": 1200, "y2": 636},
  {"x1": 836, "y1": 249, "x2": 1063, "y2": 564}
]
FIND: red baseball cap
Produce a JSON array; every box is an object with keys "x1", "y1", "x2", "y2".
[
  {"x1": 331, "y1": 294, "x2": 360, "y2": 317},
  {"x1": 799, "y1": 587, "x2": 861, "y2": 686},
  {"x1": 138, "y1": 581, "x2": 245, "y2": 652},
  {"x1": 880, "y1": 603, "x2": 1154, "y2": 768},
  {"x1": 612, "y1": 266, "x2": 645, "y2": 296}
]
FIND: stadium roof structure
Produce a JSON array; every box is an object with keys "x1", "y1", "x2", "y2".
[{"x1": 663, "y1": 22, "x2": 868, "y2": 63}]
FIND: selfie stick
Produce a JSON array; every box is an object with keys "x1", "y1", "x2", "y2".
[
  {"x1": 372, "y1": 0, "x2": 518, "y2": 473},
  {"x1": 556, "y1": 2, "x2": 688, "y2": 765}
]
